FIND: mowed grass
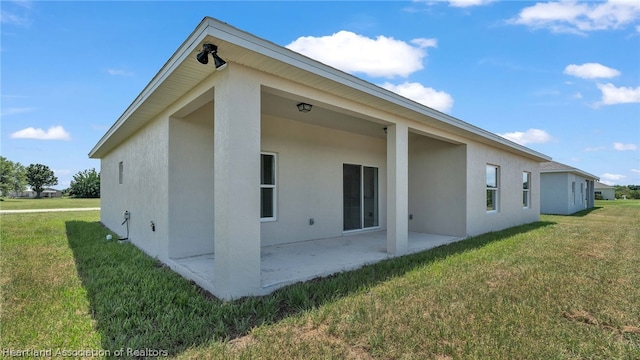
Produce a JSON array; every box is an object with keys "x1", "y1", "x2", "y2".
[
  {"x1": 1, "y1": 202, "x2": 638, "y2": 359},
  {"x1": 0, "y1": 197, "x2": 100, "y2": 210}
]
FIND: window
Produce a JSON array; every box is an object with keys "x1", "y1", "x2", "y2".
[
  {"x1": 571, "y1": 181, "x2": 576, "y2": 205},
  {"x1": 580, "y1": 183, "x2": 584, "y2": 205},
  {"x1": 343, "y1": 164, "x2": 379, "y2": 231},
  {"x1": 260, "y1": 153, "x2": 277, "y2": 221},
  {"x1": 118, "y1": 161, "x2": 124, "y2": 184},
  {"x1": 486, "y1": 165, "x2": 499, "y2": 212},
  {"x1": 522, "y1": 172, "x2": 531, "y2": 208}
]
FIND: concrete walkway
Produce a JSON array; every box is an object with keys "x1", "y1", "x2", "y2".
[{"x1": 0, "y1": 208, "x2": 100, "y2": 214}]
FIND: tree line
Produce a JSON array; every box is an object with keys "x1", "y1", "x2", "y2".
[
  {"x1": 614, "y1": 185, "x2": 640, "y2": 200},
  {"x1": 0, "y1": 157, "x2": 100, "y2": 199}
]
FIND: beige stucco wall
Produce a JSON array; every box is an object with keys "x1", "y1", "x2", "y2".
[
  {"x1": 465, "y1": 142, "x2": 541, "y2": 236},
  {"x1": 100, "y1": 116, "x2": 169, "y2": 259},
  {"x1": 168, "y1": 103, "x2": 215, "y2": 258},
  {"x1": 408, "y1": 133, "x2": 467, "y2": 236},
  {"x1": 261, "y1": 114, "x2": 387, "y2": 246}
]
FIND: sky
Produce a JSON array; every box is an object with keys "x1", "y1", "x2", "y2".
[{"x1": 1, "y1": 0, "x2": 639, "y2": 188}]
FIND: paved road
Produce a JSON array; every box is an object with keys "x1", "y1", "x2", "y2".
[{"x1": 0, "y1": 208, "x2": 100, "y2": 214}]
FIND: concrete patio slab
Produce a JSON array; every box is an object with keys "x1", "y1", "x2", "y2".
[{"x1": 170, "y1": 230, "x2": 464, "y2": 297}]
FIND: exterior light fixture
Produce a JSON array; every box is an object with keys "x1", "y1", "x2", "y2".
[
  {"x1": 296, "y1": 102, "x2": 312, "y2": 113},
  {"x1": 196, "y1": 43, "x2": 227, "y2": 70},
  {"x1": 383, "y1": 127, "x2": 388, "y2": 134}
]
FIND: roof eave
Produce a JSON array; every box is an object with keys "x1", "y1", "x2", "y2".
[{"x1": 89, "y1": 17, "x2": 552, "y2": 163}]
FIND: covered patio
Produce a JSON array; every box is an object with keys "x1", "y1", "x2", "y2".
[{"x1": 168, "y1": 231, "x2": 463, "y2": 296}]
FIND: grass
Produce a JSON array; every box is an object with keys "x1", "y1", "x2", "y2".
[
  {"x1": 0, "y1": 197, "x2": 100, "y2": 210},
  {"x1": 1, "y1": 201, "x2": 638, "y2": 359}
]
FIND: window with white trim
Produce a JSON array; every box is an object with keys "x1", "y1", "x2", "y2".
[
  {"x1": 260, "y1": 153, "x2": 277, "y2": 221},
  {"x1": 580, "y1": 183, "x2": 584, "y2": 205},
  {"x1": 486, "y1": 164, "x2": 499, "y2": 212},
  {"x1": 571, "y1": 181, "x2": 576, "y2": 205},
  {"x1": 522, "y1": 171, "x2": 531, "y2": 208},
  {"x1": 118, "y1": 161, "x2": 124, "y2": 185}
]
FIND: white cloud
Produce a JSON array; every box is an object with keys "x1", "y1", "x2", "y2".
[
  {"x1": 379, "y1": 81, "x2": 454, "y2": 113},
  {"x1": 510, "y1": 0, "x2": 640, "y2": 35},
  {"x1": 107, "y1": 68, "x2": 134, "y2": 76},
  {"x1": 10, "y1": 125, "x2": 71, "y2": 141},
  {"x1": 597, "y1": 83, "x2": 640, "y2": 105},
  {"x1": 7, "y1": 0, "x2": 33, "y2": 9},
  {"x1": 584, "y1": 146, "x2": 606, "y2": 152},
  {"x1": 572, "y1": 92, "x2": 583, "y2": 99},
  {"x1": 0, "y1": 107, "x2": 33, "y2": 116},
  {"x1": 498, "y1": 128, "x2": 554, "y2": 145},
  {"x1": 613, "y1": 142, "x2": 638, "y2": 151},
  {"x1": 601, "y1": 173, "x2": 626, "y2": 181},
  {"x1": 448, "y1": 0, "x2": 495, "y2": 8},
  {"x1": 286, "y1": 31, "x2": 436, "y2": 78},
  {"x1": 631, "y1": 169, "x2": 640, "y2": 173},
  {"x1": 54, "y1": 169, "x2": 72, "y2": 175},
  {"x1": 0, "y1": 10, "x2": 30, "y2": 26},
  {"x1": 564, "y1": 63, "x2": 620, "y2": 79}
]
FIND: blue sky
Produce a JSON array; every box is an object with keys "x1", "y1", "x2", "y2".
[{"x1": 2, "y1": 0, "x2": 639, "y2": 188}]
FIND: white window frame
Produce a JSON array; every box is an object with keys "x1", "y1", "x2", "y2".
[
  {"x1": 571, "y1": 181, "x2": 576, "y2": 205},
  {"x1": 523, "y1": 171, "x2": 531, "y2": 209},
  {"x1": 486, "y1": 164, "x2": 500, "y2": 212},
  {"x1": 260, "y1": 152, "x2": 277, "y2": 222}
]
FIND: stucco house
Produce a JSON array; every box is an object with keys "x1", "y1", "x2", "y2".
[
  {"x1": 540, "y1": 161, "x2": 598, "y2": 215},
  {"x1": 11, "y1": 187, "x2": 62, "y2": 198},
  {"x1": 594, "y1": 181, "x2": 615, "y2": 200},
  {"x1": 89, "y1": 17, "x2": 551, "y2": 300}
]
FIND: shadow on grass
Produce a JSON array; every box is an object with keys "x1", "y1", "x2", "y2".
[
  {"x1": 570, "y1": 206, "x2": 602, "y2": 217},
  {"x1": 564, "y1": 206, "x2": 603, "y2": 217},
  {"x1": 66, "y1": 220, "x2": 554, "y2": 356}
]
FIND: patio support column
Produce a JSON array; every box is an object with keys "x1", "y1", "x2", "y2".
[
  {"x1": 213, "y1": 64, "x2": 261, "y2": 300},
  {"x1": 386, "y1": 123, "x2": 409, "y2": 255}
]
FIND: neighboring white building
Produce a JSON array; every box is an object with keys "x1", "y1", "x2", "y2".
[
  {"x1": 594, "y1": 181, "x2": 616, "y2": 200},
  {"x1": 89, "y1": 17, "x2": 551, "y2": 300},
  {"x1": 11, "y1": 187, "x2": 61, "y2": 198},
  {"x1": 540, "y1": 161, "x2": 598, "y2": 215}
]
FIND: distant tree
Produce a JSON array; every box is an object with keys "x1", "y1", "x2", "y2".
[
  {"x1": 10, "y1": 162, "x2": 27, "y2": 196},
  {"x1": 25, "y1": 164, "x2": 58, "y2": 198},
  {"x1": 69, "y1": 168, "x2": 100, "y2": 198},
  {"x1": 0, "y1": 157, "x2": 27, "y2": 197},
  {"x1": 0, "y1": 157, "x2": 12, "y2": 197},
  {"x1": 614, "y1": 185, "x2": 640, "y2": 199}
]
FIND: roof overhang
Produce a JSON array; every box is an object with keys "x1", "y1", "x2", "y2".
[
  {"x1": 89, "y1": 17, "x2": 551, "y2": 162},
  {"x1": 541, "y1": 162, "x2": 599, "y2": 181}
]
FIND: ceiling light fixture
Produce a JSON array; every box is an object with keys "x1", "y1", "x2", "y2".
[{"x1": 296, "y1": 102, "x2": 312, "y2": 113}]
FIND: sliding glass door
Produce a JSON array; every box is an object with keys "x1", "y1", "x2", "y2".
[{"x1": 343, "y1": 164, "x2": 379, "y2": 231}]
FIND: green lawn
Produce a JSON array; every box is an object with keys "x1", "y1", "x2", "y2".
[
  {"x1": 1, "y1": 201, "x2": 638, "y2": 359},
  {"x1": 0, "y1": 197, "x2": 100, "y2": 210}
]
